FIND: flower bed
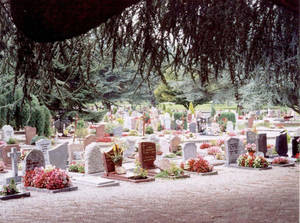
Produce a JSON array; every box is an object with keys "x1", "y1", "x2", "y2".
[
  {"x1": 237, "y1": 154, "x2": 269, "y2": 168},
  {"x1": 200, "y1": 143, "x2": 211, "y2": 149},
  {"x1": 272, "y1": 157, "x2": 288, "y2": 165},
  {"x1": 207, "y1": 146, "x2": 221, "y2": 156},
  {"x1": 181, "y1": 156, "x2": 213, "y2": 173},
  {"x1": 24, "y1": 166, "x2": 71, "y2": 190}
]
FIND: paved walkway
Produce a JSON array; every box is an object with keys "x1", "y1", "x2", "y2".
[{"x1": 0, "y1": 164, "x2": 299, "y2": 223}]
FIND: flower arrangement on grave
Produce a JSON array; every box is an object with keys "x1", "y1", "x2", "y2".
[
  {"x1": 181, "y1": 156, "x2": 213, "y2": 173},
  {"x1": 272, "y1": 157, "x2": 289, "y2": 165},
  {"x1": 253, "y1": 156, "x2": 269, "y2": 168},
  {"x1": 155, "y1": 162, "x2": 184, "y2": 178},
  {"x1": 245, "y1": 143, "x2": 256, "y2": 155},
  {"x1": 0, "y1": 161, "x2": 5, "y2": 172},
  {"x1": 218, "y1": 117, "x2": 227, "y2": 132},
  {"x1": 110, "y1": 144, "x2": 124, "y2": 166},
  {"x1": 23, "y1": 166, "x2": 71, "y2": 190},
  {"x1": 0, "y1": 179, "x2": 19, "y2": 196},
  {"x1": 200, "y1": 143, "x2": 211, "y2": 149},
  {"x1": 207, "y1": 146, "x2": 221, "y2": 156},
  {"x1": 69, "y1": 162, "x2": 85, "y2": 173},
  {"x1": 163, "y1": 153, "x2": 177, "y2": 159},
  {"x1": 239, "y1": 129, "x2": 245, "y2": 135},
  {"x1": 20, "y1": 150, "x2": 29, "y2": 161},
  {"x1": 133, "y1": 161, "x2": 148, "y2": 179},
  {"x1": 237, "y1": 154, "x2": 269, "y2": 168}
]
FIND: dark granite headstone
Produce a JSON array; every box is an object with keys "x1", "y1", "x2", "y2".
[
  {"x1": 257, "y1": 134, "x2": 267, "y2": 157},
  {"x1": 138, "y1": 142, "x2": 156, "y2": 169},
  {"x1": 292, "y1": 136, "x2": 299, "y2": 157},
  {"x1": 275, "y1": 133, "x2": 288, "y2": 157}
]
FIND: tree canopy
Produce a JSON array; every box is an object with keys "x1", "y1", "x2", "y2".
[{"x1": 0, "y1": 0, "x2": 299, "y2": 113}]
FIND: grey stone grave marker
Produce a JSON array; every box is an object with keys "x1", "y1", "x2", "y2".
[
  {"x1": 189, "y1": 122, "x2": 197, "y2": 133},
  {"x1": 23, "y1": 149, "x2": 45, "y2": 174},
  {"x1": 48, "y1": 142, "x2": 69, "y2": 169},
  {"x1": 6, "y1": 147, "x2": 22, "y2": 184},
  {"x1": 36, "y1": 139, "x2": 51, "y2": 165},
  {"x1": 257, "y1": 133, "x2": 267, "y2": 157},
  {"x1": 225, "y1": 138, "x2": 242, "y2": 166},
  {"x1": 85, "y1": 143, "x2": 104, "y2": 174},
  {"x1": 182, "y1": 143, "x2": 197, "y2": 161}
]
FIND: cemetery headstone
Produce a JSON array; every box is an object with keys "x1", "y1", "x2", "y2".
[
  {"x1": 182, "y1": 143, "x2": 197, "y2": 161},
  {"x1": 23, "y1": 149, "x2": 45, "y2": 174},
  {"x1": 113, "y1": 126, "x2": 123, "y2": 137},
  {"x1": 68, "y1": 143, "x2": 84, "y2": 164},
  {"x1": 83, "y1": 135, "x2": 98, "y2": 149},
  {"x1": 246, "y1": 131, "x2": 257, "y2": 144},
  {"x1": 189, "y1": 122, "x2": 197, "y2": 133},
  {"x1": 226, "y1": 121, "x2": 234, "y2": 132},
  {"x1": 102, "y1": 148, "x2": 116, "y2": 175},
  {"x1": 159, "y1": 138, "x2": 170, "y2": 154},
  {"x1": 95, "y1": 124, "x2": 105, "y2": 138},
  {"x1": 170, "y1": 136, "x2": 181, "y2": 152},
  {"x1": 275, "y1": 133, "x2": 288, "y2": 156},
  {"x1": 0, "y1": 144, "x2": 20, "y2": 168},
  {"x1": 25, "y1": 126, "x2": 36, "y2": 145},
  {"x1": 257, "y1": 133, "x2": 267, "y2": 157},
  {"x1": 292, "y1": 136, "x2": 300, "y2": 157},
  {"x1": 164, "y1": 114, "x2": 171, "y2": 130},
  {"x1": 36, "y1": 138, "x2": 51, "y2": 165},
  {"x1": 6, "y1": 147, "x2": 22, "y2": 184},
  {"x1": 124, "y1": 138, "x2": 136, "y2": 158},
  {"x1": 85, "y1": 143, "x2": 104, "y2": 174},
  {"x1": 48, "y1": 142, "x2": 69, "y2": 169},
  {"x1": 138, "y1": 142, "x2": 156, "y2": 169},
  {"x1": 1, "y1": 125, "x2": 14, "y2": 142},
  {"x1": 225, "y1": 138, "x2": 242, "y2": 166}
]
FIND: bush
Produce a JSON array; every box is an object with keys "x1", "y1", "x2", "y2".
[
  {"x1": 181, "y1": 156, "x2": 213, "y2": 173},
  {"x1": 145, "y1": 126, "x2": 154, "y2": 134},
  {"x1": 123, "y1": 128, "x2": 130, "y2": 132},
  {"x1": 75, "y1": 128, "x2": 88, "y2": 139},
  {"x1": 30, "y1": 136, "x2": 47, "y2": 145},
  {"x1": 7, "y1": 138, "x2": 17, "y2": 144}
]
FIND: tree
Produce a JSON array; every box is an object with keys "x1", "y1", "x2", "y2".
[{"x1": 0, "y1": 0, "x2": 299, "y2": 112}]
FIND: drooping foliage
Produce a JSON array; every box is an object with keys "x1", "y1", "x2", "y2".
[{"x1": 0, "y1": 0, "x2": 299, "y2": 112}]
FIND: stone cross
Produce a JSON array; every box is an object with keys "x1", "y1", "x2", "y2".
[{"x1": 6, "y1": 147, "x2": 22, "y2": 184}]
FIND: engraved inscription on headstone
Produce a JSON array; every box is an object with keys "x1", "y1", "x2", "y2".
[{"x1": 225, "y1": 138, "x2": 241, "y2": 165}]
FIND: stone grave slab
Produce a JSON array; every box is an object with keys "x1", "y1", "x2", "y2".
[
  {"x1": 25, "y1": 126, "x2": 36, "y2": 145},
  {"x1": 0, "y1": 192, "x2": 31, "y2": 200},
  {"x1": 225, "y1": 138, "x2": 243, "y2": 166},
  {"x1": 182, "y1": 143, "x2": 197, "y2": 162},
  {"x1": 36, "y1": 139, "x2": 51, "y2": 164},
  {"x1": 1, "y1": 125, "x2": 14, "y2": 142},
  {"x1": 48, "y1": 142, "x2": 69, "y2": 169},
  {"x1": 85, "y1": 142, "x2": 104, "y2": 174}
]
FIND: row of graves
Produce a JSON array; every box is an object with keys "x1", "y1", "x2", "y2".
[{"x1": 0, "y1": 118, "x2": 299, "y2": 200}]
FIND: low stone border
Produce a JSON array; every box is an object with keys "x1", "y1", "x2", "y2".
[
  {"x1": 0, "y1": 192, "x2": 30, "y2": 200},
  {"x1": 186, "y1": 170, "x2": 218, "y2": 176},
  {"x1": 156, "y1": 174, "x2": 190, "y2": 180},
  {"x1": 23, "y1": 186, "x2": 78, "y2": 193},
  {"x1": 271, "y1": 163, "x2": 295, "y2": 167},
  {"x1": 228, "y1": 164, "x2": 272, "y2": 171}
]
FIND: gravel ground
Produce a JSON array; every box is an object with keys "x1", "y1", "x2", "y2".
[{"x1": 0, "y1": 164, "x2": 299, "y2": 223}]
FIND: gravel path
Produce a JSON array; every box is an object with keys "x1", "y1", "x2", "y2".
[{"x1": 0, "y1": 165, "x2": 299, "y2": 223}]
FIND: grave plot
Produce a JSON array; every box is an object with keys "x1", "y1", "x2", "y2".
[
  {"x1": 270, "y1": 157, "x2": 295, "y2": 167},
  {"x1": 226, "y1": 138, "x2": 272, "y2": 170},
  {"x1": 0, "y1": 179, "x2": 30, "y2": 201},
  {"x1": 22, "y1": 150, "x2": 78, "y2": 193},
  {"x1": 180, "y1": 156, "x2": 218, "y2": 176},
  {"x1": 102, "y1": 145, "x2": 155, "y2": 183},
  {"x1": 154, "y1": 159, "x2": 190, "y2": 179}
]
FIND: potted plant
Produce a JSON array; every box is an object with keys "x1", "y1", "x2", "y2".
[
  {"x1": 110, "y1": 144, "x2": 125, "y2": 174},
  {"x1": 0, "y1": 179, "x2": 19, "y2": 196},
  {"x1": 245, "y1": 143, "x2": 256, "y2": 157},
  {"x1": 130, "y1": 161, "x2": 148, "y2": 180}
]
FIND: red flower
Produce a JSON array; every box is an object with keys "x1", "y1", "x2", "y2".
[{"x1": 295, "y1": 153, "x2": 300, "y2": 158}]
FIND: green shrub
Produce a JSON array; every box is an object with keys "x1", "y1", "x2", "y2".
[
  {"x1": 145, "y1": 126, "x2": 154, "y2": 134},
  {"x1": 210, "y1": 104, "x2": 216, "y2": 117},
  {"x1": 7, "y1": 138, "x2": 17, "y2": 144},
  {"x1": 77, "y1": 119, "x2": 85, "y2": 129},
  {"x1": 75, "y1": 128, "x2": 89, "y2": 139},
  {"x1": 30, "y1": 136, "x2": 47, "y2": 145}
]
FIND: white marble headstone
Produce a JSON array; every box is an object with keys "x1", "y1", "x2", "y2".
[
  {"x1": 2, "y1": 125, "x2": 14, "y2": 142},
  {"x1": 182, "y1": 143, "x2": 197, "y2": 161}
]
